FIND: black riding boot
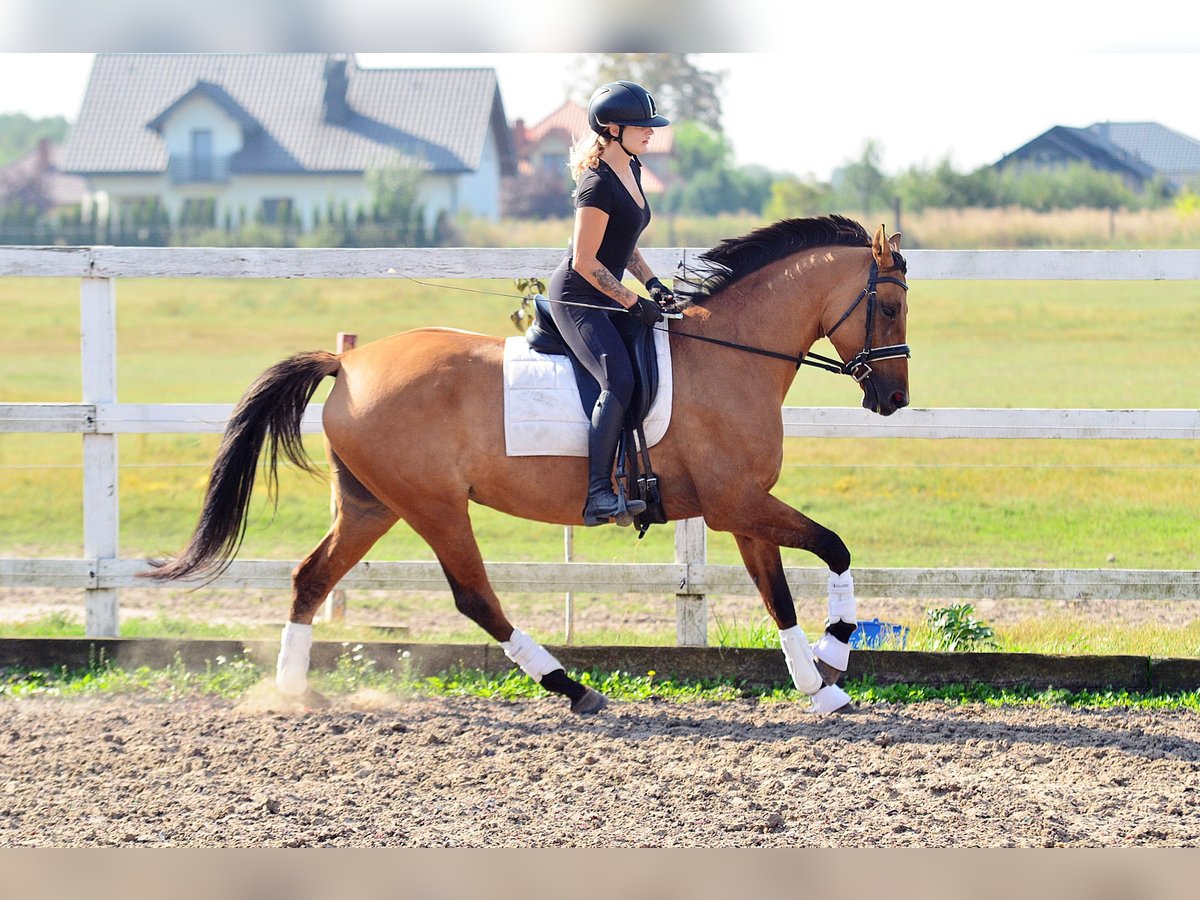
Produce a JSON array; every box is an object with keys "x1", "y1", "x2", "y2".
[{"x1": 583, "y1": 391, "x2": 646, "y2": 526}]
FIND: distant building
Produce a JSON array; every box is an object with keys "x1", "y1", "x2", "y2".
[
  {"x1": 0, "y1": 138, "x2": 86, "y2": 212},
  {"x1": 63, "y1": 53, "x2": 517, "y2": 232},
  {"x1": 995, "y1": 122, "x2": 1200, "y2": 193},
  {"x1": 511, "y1": 99, "x2": 675, "y2": 195}
]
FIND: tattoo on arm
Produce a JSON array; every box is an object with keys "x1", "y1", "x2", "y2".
[
  {"x1": 591, "y1": 267, "x2": 638, "y2": 307},
  {"x1": 627, "y1": 250, "x2": 653, "y2": 285}
]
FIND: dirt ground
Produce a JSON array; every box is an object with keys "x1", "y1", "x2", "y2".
[
  {"x1": 1, "y1": 691, "x2": 1197, "y2": 847},
  {"x1": 4, "y1": 586, "x2": 1198, "y2": 847}
]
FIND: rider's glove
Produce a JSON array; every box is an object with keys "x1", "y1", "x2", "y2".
[
  {"x1": 631, "y1": 296, "x2": 664, "y2": 326},
  {"x1": 645, "y1": 276, "x2": 675, "y2": 308}
]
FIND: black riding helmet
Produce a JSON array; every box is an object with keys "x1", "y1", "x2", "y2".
[{"x1": 587, "y1": 81, "x2": 670, "y2": 135}]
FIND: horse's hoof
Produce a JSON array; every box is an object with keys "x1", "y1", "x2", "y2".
[
  {"x1": 302, "y1": 688, "x2": 332, "y2": 709},
  {"x1": 815, "y1": 659, "x2": 844, "y2": 687},
  {"x1": 277, "y1": 687, "x2": 331, "y2": 709},
  {"x1": 571, "y1": 688, "x2": 608, "y2": 715}
]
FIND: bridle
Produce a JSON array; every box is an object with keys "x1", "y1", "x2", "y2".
[
  {"x1": 805, "y1": 257, "x2": 911, "y2": 382},
  {"x1": 664, "y1": 255, "x2": 911, "y2": 383}
]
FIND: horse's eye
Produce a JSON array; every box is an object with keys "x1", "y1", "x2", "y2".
[{"x1": 881, "y1": 304, "x2": 898, "y2": 320}]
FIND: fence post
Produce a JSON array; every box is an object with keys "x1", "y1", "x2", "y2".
[
  {"x1": 674, "y1": 517, "x2": 708, "y2": 646},
  {"x1": 322, "y1": 332, "x2": 357, "y2": 623},
  {"x1": 564, "y1": 525, "x2": 575, "y2": 644},
  {"x1": 81, "y1": 277, "x2": 120, "y2": 637}
]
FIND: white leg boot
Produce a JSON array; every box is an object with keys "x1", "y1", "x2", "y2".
[
  {"x1": 779, "y1": 625, "x2": 851, "y2": 713},
  {"x1": 276, "y1": 621, "x2": 313, "y2": 696},
  {"x1": 813, "y1": 570, "x2": 857, "y2": 674}
]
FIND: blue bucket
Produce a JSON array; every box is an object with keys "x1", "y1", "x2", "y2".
[{"x1": 849, "y1": 618, "x2": 908, "y2": 649}]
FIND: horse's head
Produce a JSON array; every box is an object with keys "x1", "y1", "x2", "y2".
[{"x1": 823, "y1": 224, "x2": 910, "y2": 416}]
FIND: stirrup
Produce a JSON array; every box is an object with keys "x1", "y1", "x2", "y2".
[{"x1": 583, "y1": 491, "x2": 646, "y2": 527}]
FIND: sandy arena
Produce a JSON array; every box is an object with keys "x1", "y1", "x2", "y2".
[
  {"x1": 2, "y1": 689, "x2": 1197, "y2": 847},
  {"x1": 2, "y1": 586, "x2": 1198, "y2": 847}
]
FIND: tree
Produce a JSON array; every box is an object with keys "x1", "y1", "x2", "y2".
[
  {"x1": 366, "y1": 161, "x2": 427, "y2": 244},
  {"x1": 502, "y1": 169, "x2": 573, "y2": 219},
  {"x1": 669, "y1": 121, "x2": 731, "y2": 178},
  {"x1": 573, "y1": 54, "x2": 724, "y2": 132},
  {"x1": 0, "y1": 113, "x2": 70, "y2": 167},
  {"x1": 764, "y1": 175, "x2": 834, "y2": 219},
  {"x1": 833, "y1": 139, "x2": 891, "y2": 214}
]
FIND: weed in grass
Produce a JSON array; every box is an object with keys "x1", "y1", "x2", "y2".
[
  {"x1": 313, "y1": 644, "x2": 420, "y2": 699},
  {"x1": 0, "y1": 651, "x2": 263, "y2": 700},
  {"x1": 0, "y1": 611, "x2": 84, "y2": 638},
  {"x1": 3, "y1": 660, "x2": 1199, "y2": 710},
  {"x1": 713, "y1": 611, "x2": 782, "y2": 650},
  {"x1": 925, "y1": 604, "x2": 999, "y2": 651},
  {"x1": 847, "y1": 677, "x2": 1200, "y2": 712}
]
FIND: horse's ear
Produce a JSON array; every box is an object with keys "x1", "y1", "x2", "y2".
[
  {"x1": 889, "y1": 231, "x2": 903, "y2": 252},
  {"x1": 872, "y1": 224, "x2": 895, "y2": 267}
]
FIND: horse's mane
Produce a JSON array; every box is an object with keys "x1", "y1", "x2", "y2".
[{"x1": 675, "y1": 215, "x2": 871, "y2": 304}]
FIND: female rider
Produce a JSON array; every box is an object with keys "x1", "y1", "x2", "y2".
[{"x1": 547, "y1": 81, "x2": 674, "y2": 526}]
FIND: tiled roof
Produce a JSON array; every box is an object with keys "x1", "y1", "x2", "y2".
[
  {"x1": 520, "y1": 100, "x2": 673, "y2": 155},
  {"x1": 64, "y1": 53, "x2": 516, "y2": 176},
  {"x1": 998, "y1": 121, "x2": 1200, "y2": 187},
  {"x1": 1086, "y1": 122, "x2": 1200, "y2": 184},
  {"x1": 1050, "y1": 126, "x2": 1157, "y2": 180}
]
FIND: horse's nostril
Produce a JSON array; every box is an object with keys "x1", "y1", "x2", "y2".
[{"x1": 892, "y1": 391, "x2": 908, "y2": 408}]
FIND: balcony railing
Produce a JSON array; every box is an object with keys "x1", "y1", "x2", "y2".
[{"x1": 167, "y1": 154, "x2": 230, "y2": 184}]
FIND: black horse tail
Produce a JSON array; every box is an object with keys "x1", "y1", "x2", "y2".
[{"x1": 142, "y1": 350, "x2": 341, "y2": 582}]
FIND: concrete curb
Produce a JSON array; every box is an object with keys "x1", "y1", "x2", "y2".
[{"x1": 1, "y1": 638, "x2": 1197, "y2": 692}]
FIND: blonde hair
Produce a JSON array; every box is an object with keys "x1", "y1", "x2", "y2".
[{"x1": 569, "y1": 131, "x2": 610, "y2": 186}]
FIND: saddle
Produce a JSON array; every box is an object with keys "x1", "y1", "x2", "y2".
[{"x1": 525, "y1": 295, "x2": 668, "y2": 535}]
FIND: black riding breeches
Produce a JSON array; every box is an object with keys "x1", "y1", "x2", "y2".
[{"x1": 547, "y1": 288, "x2": 642, "y2": 415}]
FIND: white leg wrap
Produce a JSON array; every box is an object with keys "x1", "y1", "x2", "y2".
[
  {"x1": 276, "y1": 622, "x2": 313, "y2": 696},
  {"x1": 778, "y1": 626, "x2": 823, "y2": 695},
  {"x1": 814, "y1": 570, "x2": 858, "y2": 672},
  {"x1": 501, "y1": 628, "x2": 563, "y2": 683}
]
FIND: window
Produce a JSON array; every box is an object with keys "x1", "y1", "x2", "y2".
[
  {"x1": 261, "y1": 197, "x2": 294, "y2": 225},
  {"x1": 538, "y1": 152, "x2": 568, "y2": 174},
  {"x1": 190, "y1": 130, "x2": 214, "y2": 181}
]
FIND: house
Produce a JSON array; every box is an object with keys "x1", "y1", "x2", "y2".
[
  {"x1": 995, "y1": 122, "x2": 1200, "y2": 193},
  {"x1": 0, "y1": 139, "x2": 87, "y2": 212},
  {"x1": 512, "y1": 99, "x2": 674, "y2": 195},
  {"x1": 63, "y1": 53, "x2": 518, "y2": 233}
]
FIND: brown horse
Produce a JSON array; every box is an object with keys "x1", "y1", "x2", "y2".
[{"x1": 146, "y1": 215, "x2": 910, "y2": 714}]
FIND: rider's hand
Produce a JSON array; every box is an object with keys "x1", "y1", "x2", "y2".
[
  {"x1": 646, "y1": 276, "x2": 675, "y2": 308},
  {"x1": 631, "y1": 296, "x2": 664, "y2": 326}
]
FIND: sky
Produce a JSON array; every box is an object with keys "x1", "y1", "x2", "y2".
[{"x1": 2, "y1": 49, "x2": 1199, "y2": 181}]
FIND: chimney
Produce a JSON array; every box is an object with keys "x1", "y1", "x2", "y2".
[
  {"x1": 512, "y1": 118, "x2": 527, "y2": 155},
  {"x1": 37, "y1": 137, "x2": 53, "y2": 172},
  {"x1": 323, "y1": 56, "x2": 350, "y2": 124}
]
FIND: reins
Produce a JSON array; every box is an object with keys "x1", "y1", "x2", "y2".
[
  {"x1": 386, "y1": 253, "x2": 911, "y2": 383},
  {"x1": 664, "y1": 258, "x2": 911, "y2": 382}
]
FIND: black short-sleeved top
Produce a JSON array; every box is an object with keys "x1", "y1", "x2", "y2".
[{"x1": 556, "y1": 158, "x2": 652, "y2": 309}]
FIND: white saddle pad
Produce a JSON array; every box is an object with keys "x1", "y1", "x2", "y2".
[{"x1": 503, "y1": 324, "x2": 673, "y2": 457}]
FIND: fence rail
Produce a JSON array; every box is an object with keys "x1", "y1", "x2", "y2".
[{"x1": 2, "y1": 245, "x2": 1198, "y2": 641}]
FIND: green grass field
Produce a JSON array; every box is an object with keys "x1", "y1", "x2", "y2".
[{"x1": 1, "y1": 275, "x2": 1196, "y2": 576}]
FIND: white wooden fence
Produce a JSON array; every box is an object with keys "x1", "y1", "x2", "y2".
[{"x1": 2, "y1": 246, "x2": 1198, "y2": 641}]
